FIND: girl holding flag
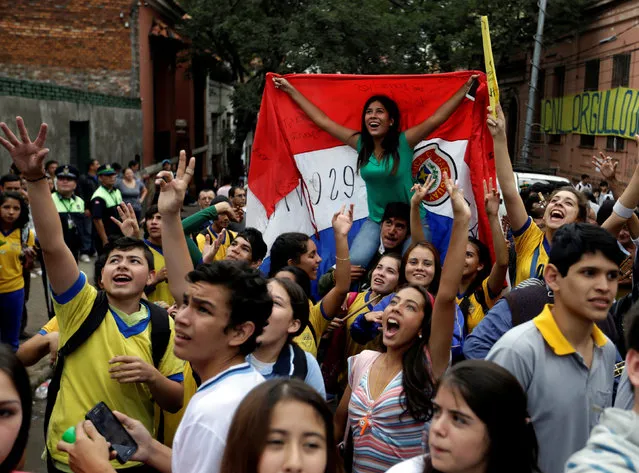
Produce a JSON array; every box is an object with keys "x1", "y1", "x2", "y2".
[{"x1": 273, "y1": 74, "x2": 478, "y2": 269}]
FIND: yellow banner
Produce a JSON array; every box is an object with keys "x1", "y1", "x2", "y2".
[
  {"x1": 481, "y1": 16, "x2": 499, "y2": 117},
  {"x1": 541, "y1": 87, "x2": 639, "y2": 139}
]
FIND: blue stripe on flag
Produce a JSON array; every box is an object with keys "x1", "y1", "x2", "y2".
[{"x1": 426, "y1": 212, "x2": 454, "y2": 264}]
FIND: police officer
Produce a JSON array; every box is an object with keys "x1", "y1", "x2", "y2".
[
  {"x1": 53, "y1": 165, "x2": 85, "y2": 261},
  {"x1": 91, "y1": 163, "x2": 123, "y2": 253}
]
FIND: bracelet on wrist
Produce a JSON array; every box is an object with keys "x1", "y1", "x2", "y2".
[
  {"x1": 335, "y1": 256, "x2": 351, "y2": 262},
  {"x1": 613, "y1": 201, "x2": 635, "y2": 219},
  {"x1": 24, "y1": 174, "x2": 47, "y2": 183}
]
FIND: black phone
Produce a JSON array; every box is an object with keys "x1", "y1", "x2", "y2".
[
  {"x1": 466, "y1": 78, "x2": 479, "y2": 100},
  {"x1": 85, "y1": 402, "x2": 138, "y2": 464}
]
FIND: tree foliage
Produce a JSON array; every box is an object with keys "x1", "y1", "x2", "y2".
[{"x1": 178, "y1": 0, "x2": 591, "y2": 177}]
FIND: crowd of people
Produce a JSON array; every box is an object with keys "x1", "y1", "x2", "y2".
[{"x1": 1, "y1": 78, "x2": 639, "y2": 473}]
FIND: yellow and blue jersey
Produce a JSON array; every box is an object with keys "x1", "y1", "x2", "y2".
[
  {"x1": 0, "y1": 228, "x2": 34, "y2": 293},
  {"x1": 47, "y1": 273, "x2": 184, "y2": 469},
  {"x1": 144, "y1": 239, "x2": 175, "y2": 306},
  {"x1": 195, "y1": 227, "x2": 237, "y2": 261},
  {"x1": 456, "y1": 278, "x2": 501, "y2": 334},
  {"x1": 294, "y1": 299, "x2": 333, "y2": 357},
  {"x1": 512, "y1": 217, "x2": 550, "y2": 286}
]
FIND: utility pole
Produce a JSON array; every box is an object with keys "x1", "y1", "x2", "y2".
[{"x1": 518, "y1": 0, "x2": 547, "y2": 169}]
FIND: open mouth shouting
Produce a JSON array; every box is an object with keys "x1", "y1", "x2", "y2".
[
  {"x1": 112, "y1": 273, "x2": 132, "y2": 286},
  {"x1": 548, "y1": 207, "x2": 565, "y2": 224},
  {"x1": 384, "y1": 316, "x2": 401, "y2": 338}
]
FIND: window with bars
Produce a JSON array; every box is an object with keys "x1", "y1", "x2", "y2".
[
  {"x1": 606, "y1": 136, "x2": 626, "y2": 151},
  {"x1": 549, "y1": 66, "x2": 566, "y2": 145},
  {"x1": 611, "y1": 54, "x2": 631, "y2": 88},
  {"x1": 580, "y1": 135, "x2": 596, "y2": 147}
]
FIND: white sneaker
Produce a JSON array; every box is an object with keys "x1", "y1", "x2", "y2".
[{"x1": 80, "y1": 254, "x2": 91, "y2": 263}]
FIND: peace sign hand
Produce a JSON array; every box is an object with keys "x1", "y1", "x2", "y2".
[
  {"x1": 156, "y1": 150, "x2": 195, "y2": 215},
  {"x1": 0, "y1": 117, "x2": 49, "y2": 180},
  {"x1": 411, "y1": 173, "x2": 435, "y2": 206},
  {"x1": 483, "y1": 177, "x2": 501, "y2": 217}
]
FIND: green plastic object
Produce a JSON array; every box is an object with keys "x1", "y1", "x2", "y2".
[{"x1": 62, "y1": 426, "x2": 76, "y2": 444}]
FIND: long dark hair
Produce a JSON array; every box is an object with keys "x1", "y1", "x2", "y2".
[
  {"x1": 270, "y1": 277, "x2": 310, "y2": 340},
  {"x1": 274, "y1": 265, "x2": 313, "y2": 302},
  {"x1": 357, "y1": 95, "x2": 402, "y2": 176},
  {"x1": 220, "y1": 378, "x2": 343, "y2": 473},
  {"x1": 0, "y1": 191, "x2": 30, "y2": 232},
  {"x1": 423, "y1": 360, "x2": 540, "y2": 473},
  {"x1": 0, "y1": 344, "x2": 32, "y2": 473},
  {"x1": 401, "y1": 241, "x2": 441, "y2": 295},
  {"x1": 463, "y1": 237, "x2": 492, "y2": 296},
  {"x1": 392, "y1": 284, "x2": 436, "y2": 422},
  {"x1": 268, "y1": 232, "x2": 310, "y2": 277}
]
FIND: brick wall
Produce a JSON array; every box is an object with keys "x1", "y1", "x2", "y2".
[{"x1": 0, "y1": 0, "x2": 136, "y2": 97}]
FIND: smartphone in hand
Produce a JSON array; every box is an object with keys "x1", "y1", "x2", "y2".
[{"x1": 85, "y1": 402, "x2": 138, "y2": 464}]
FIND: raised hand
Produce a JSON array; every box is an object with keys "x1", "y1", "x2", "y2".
[
  {"x1": 273, "y1": 76, "x2": 295, "y2": 94},
  {"x1": 215, "y1": 201, "x2": 241, "y2": 222},
  {"x1": 156, "y1": 150, "x2": 194, "y2": 215},
  {"x1": 202, "y1": 231, "x2": 224, "y2": 264},
  {"x1": 483, "y1": 177, "x2": 501, "y2": 217},
  {"x1": 0, "y1": 117, "x2": 49, "y2": 179},
  {"x1": 486, "y1": 104, "x2": 506, "y2": 139},
  {"x1": 110, "y1": 202, "x2": 141, "y2": 239},
  {"x1": 411, "y1": 172, "x2": 436, "y2": 206},
  {"x1": 332, "y1": 204, "x2": 355, "y2": 236},
  {"x1": 464, "y1": 74, "x2": 481, "y2": 90},
  {"x1": 592, "y1": 151, "x2": 619, "y2": 180},
  {"x1": 444, "y1": 172, "x2": 470, "y2": 219}
]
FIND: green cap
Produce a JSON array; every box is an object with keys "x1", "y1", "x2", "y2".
[{"x1": 62, "y1": 426, "x2": 76, "y2": 444}]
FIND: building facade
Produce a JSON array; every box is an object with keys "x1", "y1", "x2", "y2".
[
  {"x1": 0, "y1": 0, "x2": 206, "y2": 175},
  {"x1": 501, "y1": 0, "x2": 639, "y2": 184}
]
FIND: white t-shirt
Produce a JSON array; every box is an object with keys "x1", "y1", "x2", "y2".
[
  {"x1": 386, "y1": 455, "x2": 426, "y2": 473},
  {"x1": 171, "y1": 363, "x2": 264, "y2": 473}
]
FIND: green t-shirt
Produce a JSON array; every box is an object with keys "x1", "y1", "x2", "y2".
[{"x1": 359, "y1": 132, "x2": 414, "y2": 223}]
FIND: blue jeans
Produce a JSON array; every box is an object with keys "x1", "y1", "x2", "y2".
[
  {"x1": 349, "y1": 218, "x2": 382, "y2": 268},
  {"x1": 350, "y1": 216, "x2": 431, "y2": 268},
  {"x1": 0, "y1": 289, "x2": 25, "y2": 351}
]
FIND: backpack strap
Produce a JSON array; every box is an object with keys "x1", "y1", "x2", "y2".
[
  {"x1": 291, "y1": 343, "x2": 308, "y2": 380},
  {"x1": 147, "y1": 302, "x2": 170, "y2": 368},
  {"x1": 44, "y1": 291, "x2": 110, "y2": 440}
]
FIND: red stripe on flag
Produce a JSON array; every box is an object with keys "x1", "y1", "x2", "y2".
[{"x1": 250, "y1": 72, "x2": 495, "y2": 257}]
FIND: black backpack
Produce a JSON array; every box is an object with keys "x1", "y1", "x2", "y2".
[{"x1": 44, "y1": 291, "x2": 171, "y2": 440}]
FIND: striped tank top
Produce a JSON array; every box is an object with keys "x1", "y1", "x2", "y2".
[{"x1": 347, "y1": 351, "x2": 426, "y2": 473}]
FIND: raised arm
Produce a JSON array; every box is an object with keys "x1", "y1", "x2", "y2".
[
  {"x1": 410, "y1": 174, "x2": 436, "y2": 243},
  {"x1": 0, "y1": 118, "x2": 79, "y2": 295},
  {"x1": 157, "y1": 151, "x2": 197, "y2": 303},
  {"x1": 316, "y1": 205, "x2": 354, "y2": 319},
  {"x1": 404, "y1": 75, "x2": 479, "y2": 149},
  {"x1": 602, "y1": 136, "x2": 639, "y2": 236},
  {"x1": 428, "y1": 174, "x2": 471, "y2": 379},
  {"x1": 484, "y1": 178, "x2": 509, "y2": 296},
  {"x1": 486, "y1": 104, "x2": 528, "y2": 232},
  {"x1": 273, "y1": 76, "x2": 359, "y2": 149}
]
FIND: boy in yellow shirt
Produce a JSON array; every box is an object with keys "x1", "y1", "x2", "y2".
[{"x1": 0, "y1": 117, "x2": 185, "y2": 473}]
